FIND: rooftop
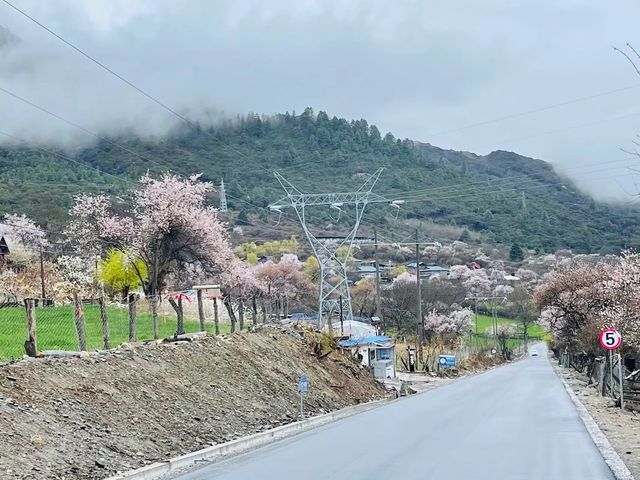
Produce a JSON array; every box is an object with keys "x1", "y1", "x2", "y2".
[{"x1": 339, "y1": 335, "x2": 392, "y2": 348}]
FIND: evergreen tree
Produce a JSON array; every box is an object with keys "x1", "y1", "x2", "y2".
[{"x1": 509, "y1": 242, "x2": 524, "y2": 261}]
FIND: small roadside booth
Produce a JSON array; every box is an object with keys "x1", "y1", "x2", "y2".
[{"x1": 339, "y1": 335, "x2": 396, "y2": 379}]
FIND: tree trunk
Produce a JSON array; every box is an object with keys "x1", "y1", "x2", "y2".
[
  {"x1": 251, "y1": 295, "x2": 258, "y2": 327},
  {"x1": 238, "y1": 298, "x2": 245, "y2": 330},
  {"x1": 261, "y1": 297, "x2": 267, "y2": 323},
  {"x1": 213, "y1": 298, "x2": 220, "y2": 335},
  {"x1": 523, "y1": 324, "x2": 528, "y2": 353},
  {"x1": 149, "y1": 295, "x2": 159, "y2": 340},
  {"x1": 98, "y1": 296, "x2": 110, "y2": 349},
  {"x1": 128, "y1": 293, "x2": 137, "y2": 342},
  {"x1": 224, "y1": 295, "x2": 237, "y2": 333},
  {"x1": 197, "y1": 289, "x2": 206, "y2": 332},
  {"x1": 73, "y1": 292, "x2": 87, "y2": 351},
  {"x1": 168, "y1": 296, "x2": 185, "y2": 336}
]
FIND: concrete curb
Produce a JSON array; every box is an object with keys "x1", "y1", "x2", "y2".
[
  {"x1": 557, "y1": 369, "x2": 634, "y2": 480},
  {"x1": 105, "y1": 398, "x2": 388, "y2": 480}
]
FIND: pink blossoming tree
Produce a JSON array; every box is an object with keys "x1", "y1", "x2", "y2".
[{"x1": 67, "y1": 173, "x2": 232, "y2": 335}]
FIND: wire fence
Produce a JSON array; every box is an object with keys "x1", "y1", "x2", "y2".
[{"x1": 0, "y1": 295, "x2": 231, "y2": 362}]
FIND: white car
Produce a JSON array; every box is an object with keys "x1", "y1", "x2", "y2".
[{"x1": 530, "y1": 349, "x2": 539, "y2": 356}]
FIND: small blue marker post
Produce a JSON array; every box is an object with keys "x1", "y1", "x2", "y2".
[{"x1": 298, "y1": 374, "x2": 308, "y2": 420}]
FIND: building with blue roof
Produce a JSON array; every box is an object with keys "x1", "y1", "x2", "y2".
[{"x1": 339, "y1": 335, "x2": 396, "y2": 379}]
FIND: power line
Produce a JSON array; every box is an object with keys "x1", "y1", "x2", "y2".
[
  {"x1": 1, "y1": 0, "x2": 195, "y2": 128},
  {"x1": 498, "y1": 110, "x2": 640, "y2": 146},
  {"x1": 0, "y1": 85, "x2": 165, "y2": 169},
  {"x1": 423, "y1": 84, "x2": 640, "y2": 138},
  {"x1": 0, "y1": 0, "x2": 283, "y2": 179},
  {"x1": 0, "y1": 129, "x2": 133, "y2": 185}
]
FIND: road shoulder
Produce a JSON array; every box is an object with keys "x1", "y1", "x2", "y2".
[{"x1": 554, "y1": 361, "x2": 636, "y2": 480}]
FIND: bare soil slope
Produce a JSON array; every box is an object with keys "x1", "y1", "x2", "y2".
[{"x1": 0, "y1": 326, "x2": 385, "y2": 479}]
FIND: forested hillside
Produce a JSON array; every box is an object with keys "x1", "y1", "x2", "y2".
[{"x1": 1, "y1": 107, "x2": 638, "y2": 253}]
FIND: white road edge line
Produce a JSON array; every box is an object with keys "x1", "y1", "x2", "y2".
[{"x1": 557, "y1": 369, "x2": 634, "y2": 480}]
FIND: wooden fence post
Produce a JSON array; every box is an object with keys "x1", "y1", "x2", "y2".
[
  {"x1": 98, "y1": 296, "x2": 110, "y2": 350},
  {"x1": 197, "y1": 289, "x2": 206, "y2": 332},
  {"x1": 73, "y1": 292, "x2": 87, "y2": 351},
  {"x1": 24, "y1": 299, "x2": 37, "y2": 357},
  {"x1": 238, "y1": 298, "x2": 244, "y2": 330},
  {"x1": 150, "y1": 295, "x2": 159, "y2": 340},
  {"x1": 128, "y1": 293, "x2": 137, "y2": 342},
  {"x1": 213, "y1": 297, "x2": 220, "y2": 335}
]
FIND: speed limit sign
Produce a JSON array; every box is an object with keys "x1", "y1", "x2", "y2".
[{"x1": 599, "y1": 328, "x2": 622, "y2": 350}]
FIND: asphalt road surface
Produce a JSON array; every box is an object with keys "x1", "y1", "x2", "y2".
[{"x1": 177, "y1": 344, "x2": 614, "y2": 480}]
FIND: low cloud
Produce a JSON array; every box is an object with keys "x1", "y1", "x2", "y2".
[{"x1": 1, "y1": 0, "x2": 640, "y2": 198}]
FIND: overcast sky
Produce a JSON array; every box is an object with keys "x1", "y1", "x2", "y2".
[{"x1": 2, "y1": 0, "x2": 640, "y2": 199}]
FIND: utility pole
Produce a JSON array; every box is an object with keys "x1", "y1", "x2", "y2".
[
  {"x1": 39, "y1": 245, "x2": 46, "y2": 302},
  {"x1": 415, "y1": 229, "x2": 422, "y2": 368},
  {"x1": 374, "y1": 228, "x2": 382, "y2": 324}
]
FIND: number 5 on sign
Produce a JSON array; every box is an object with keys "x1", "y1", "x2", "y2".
[{"x1": 599, "y1": 328, "x2": 622, "y2": 350}]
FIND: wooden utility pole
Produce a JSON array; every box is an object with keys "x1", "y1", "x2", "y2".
[
  {"x1": 415, "y1": 229, "x2": 422, "y2": 367},
  {"x1": 374, "y1": 228, "x2": 382, "y2": 324}
]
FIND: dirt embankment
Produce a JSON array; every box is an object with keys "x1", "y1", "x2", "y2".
[{"x1": 0, "y1": 326, "x2": 386, "y2": 480}]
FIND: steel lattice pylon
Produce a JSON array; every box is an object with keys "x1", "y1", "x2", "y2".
[{"x1": 270, "y1": 168, "x2": 384, "y2": 329}]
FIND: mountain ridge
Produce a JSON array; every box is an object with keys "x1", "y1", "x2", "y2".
[{"x1": 0, "y1": 108, "x2": 637, "y2": 253}]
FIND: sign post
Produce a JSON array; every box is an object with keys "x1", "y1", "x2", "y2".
[
  {"x1": 438, "y1": 355, "x2": 456, "y2": 376},
  {"x1": 298, "y1": 374, "x2": 308, "y2": 420},
  {"x1": 599, "y1": 328, "x2": 623, "y2": 410}
]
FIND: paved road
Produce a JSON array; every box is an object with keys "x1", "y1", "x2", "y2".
[{"x1": 177, "y1": 344, "x2": 614, "y2": 480}]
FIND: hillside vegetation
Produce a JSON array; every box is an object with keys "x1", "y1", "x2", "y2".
[{"x1": 1, "y1": 108, "x2": 638, "y2": 253}]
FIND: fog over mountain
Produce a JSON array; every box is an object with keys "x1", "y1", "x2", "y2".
[{"x1": 2, "y1": 1, "x2": 640, "y2": 200}]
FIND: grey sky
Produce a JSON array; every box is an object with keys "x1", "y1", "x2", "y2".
[{"x1": 1, "y1": 0, "x2": 640, "y2": 199}]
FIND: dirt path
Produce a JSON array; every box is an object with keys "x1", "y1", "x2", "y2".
[
  {"x1": 555, "y1": 362, "x2": 640, "y2": 478},
  {"x1": 0, "y1": 326, "x2": 385, "y2": 479}
]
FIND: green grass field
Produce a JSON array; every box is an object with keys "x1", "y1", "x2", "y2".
[
  {"x1": 0, "y1": 304, "x2": 231, "y2": 361},
  {"x1": 473, "y1": 314, "x2": 545, "y2": 337}
]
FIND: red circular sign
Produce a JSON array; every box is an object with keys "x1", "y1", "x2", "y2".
[{"x1": 599, "y1": 328, "x2": 622, "y2": 350}]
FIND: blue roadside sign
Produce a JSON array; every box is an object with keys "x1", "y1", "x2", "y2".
[
  {"x1": 439, "y1": 355, "x2": 456, "y2": 367},
  {"x1": 298, "y1": 374, "x2": 308, "y2": 394}
]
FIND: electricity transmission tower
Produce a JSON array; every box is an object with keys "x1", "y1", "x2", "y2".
[
  {"x1": 219, "y1": 178, "x2": 228, "y2": 213},
  {"x1": 270, "y1": 168, "x2": 386, "y2": 329}
]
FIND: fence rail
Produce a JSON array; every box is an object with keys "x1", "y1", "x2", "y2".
[{"x1": 557, "y1": 350, "x2": 640, "y2": 411}]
